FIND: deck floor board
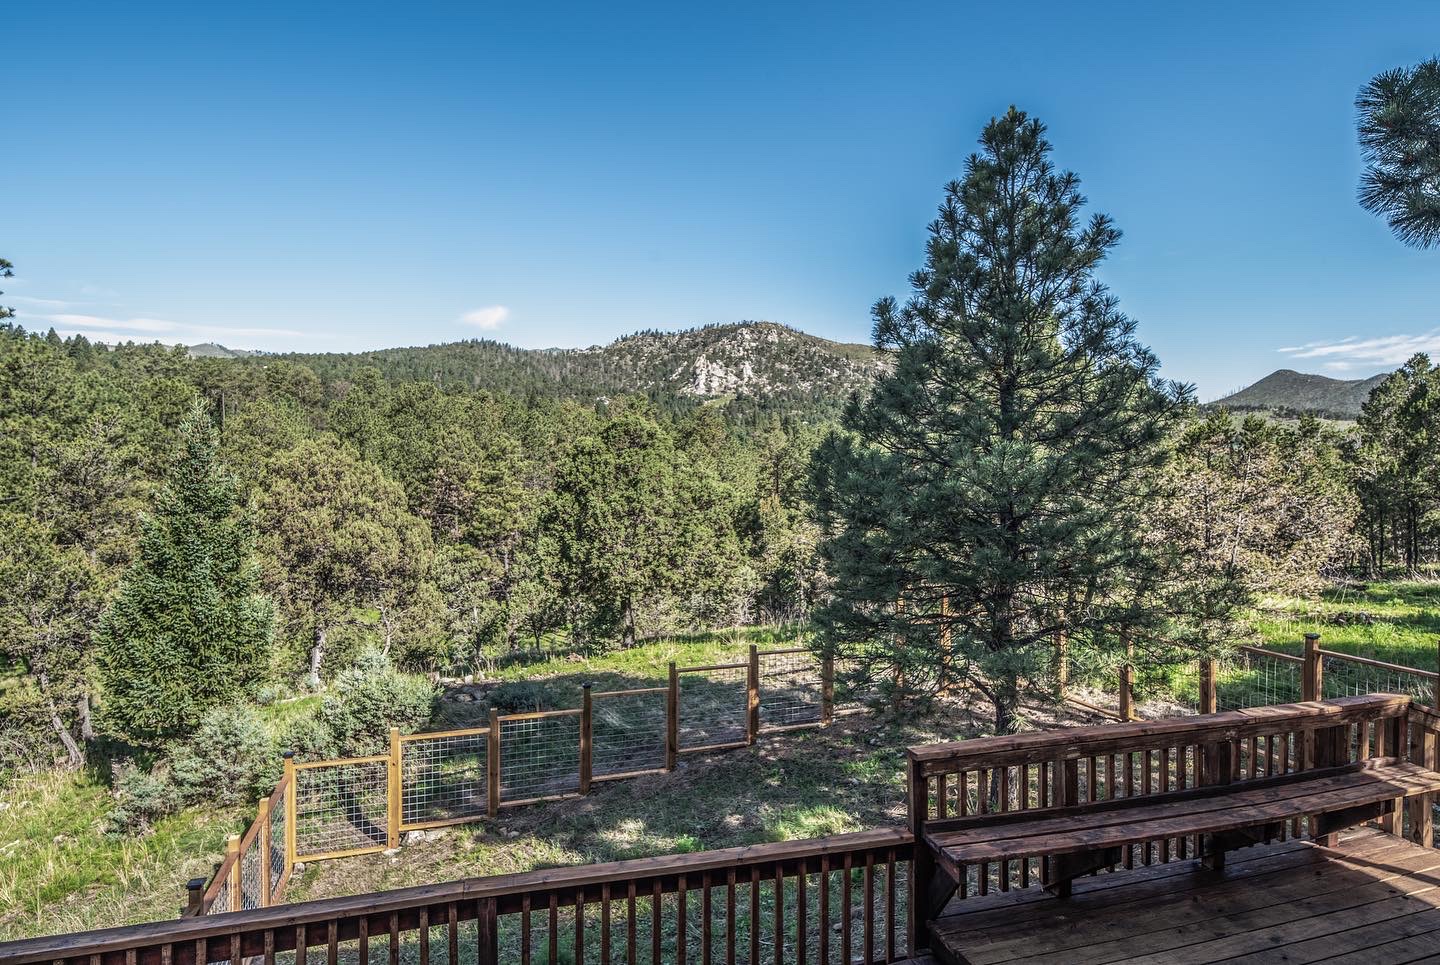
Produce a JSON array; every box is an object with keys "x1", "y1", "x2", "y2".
[{"x1": 931, "y1": 828, "x2": 1440, "y2": 964}]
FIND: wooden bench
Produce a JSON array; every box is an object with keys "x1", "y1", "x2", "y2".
[{"x1": 906, "y1": 694, "x2": 1440, "y2": 952}]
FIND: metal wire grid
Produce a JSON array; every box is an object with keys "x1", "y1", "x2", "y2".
[
  {"x1": 592, "y1": 690, "x2": 667, "y2": 777},
  {"x1": 757, "y1": 650, "x2": 823, "y2": 728},
  {"x1": 268, "y1": 783, "x2": 287, "y2": 895},
  {"x1": 209, "y1": 877, "x2": 230, "y2": 916},
  {"x1": 499, "y1": 713, "x2": 581, "y2": 801},
  {"x1": 1216, "y1": 650, "x2": 1303, "y2": 711},
  {"x1": 834, "y1": 649, "x2": 886, "y2": 710},
  {"x1": 1321, "y1": 654, "x2": 1437, "y2": 706},
  {"x1": 294, "y1": 759, "x2": 390, "y2": 858},
  {"x1": 239, "y1": 832, "x2": 264, "y2": 911},
  {"x1": 677, "y1": 665, "x2": 749, "y2": 749},
  {"x1": 401, "y1": 730, "x2": 490, "y2": 827}
]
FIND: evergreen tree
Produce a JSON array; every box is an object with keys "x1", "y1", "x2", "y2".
[
  {"x1": 94, "y1": 402, "x2": 274, "y2": 743},
  {"x1": 810, "y1": 108, "x2": 1187, "y2": 733},
  {"x1": 1353, "y1": 354, "x2": 1440, "y2": 571},
  {"x1": 1358, "y1": 57, "x2": 1440, "y2": 248}
]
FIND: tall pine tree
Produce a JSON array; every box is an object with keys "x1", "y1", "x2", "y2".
[
  {"x1": 95, "y1": 401, "x2": 274, "y2": 742},
  {"x1": 810, "y1": 108, "x2": 1188, "y2": 733}
]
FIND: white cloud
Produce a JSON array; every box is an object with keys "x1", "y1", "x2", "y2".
[
  {"x1": 459, "y1": 305, "x2": 510, "y2": 330},
  {"x1": 1278, "y1": 331, "x2": 1440, "y2": 369},
  {"x1": 42, "y1": 313, "x2": 306, "y2": 345}
]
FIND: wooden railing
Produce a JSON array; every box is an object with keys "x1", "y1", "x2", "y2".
[
  {"x1": 905, "y1": 692, "x2": 1430, "y2": 951},
  {"x1": 0, "y1": 828, "x2": 914, "y2": 965}
]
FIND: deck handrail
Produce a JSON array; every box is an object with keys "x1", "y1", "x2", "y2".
[{"x1": 0, "y1": 828, "x2": 914, "y2": 965}]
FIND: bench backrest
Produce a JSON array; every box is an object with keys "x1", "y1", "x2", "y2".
[{"x1": 906, "y1": 694, "x2": 1411, "y2": 834}]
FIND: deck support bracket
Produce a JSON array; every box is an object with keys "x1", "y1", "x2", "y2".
[
  {"x1": 1043, "y1": 846, "x2": 1123, "y2": 899},
  {"x1": 1200, "y1": 821, "x2": 1286, "y2": 870},
  {"x1": 1312, "y1": 799, "x2": 1394, "y2": 845}
]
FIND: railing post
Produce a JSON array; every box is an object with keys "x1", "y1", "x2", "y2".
[
  {"x1": 1410, "y1": 712, "x2": 1437, "y2": 848},
  {"x1": 487, "y1": 707, "x2": 501, "y2": 817},
  {"x1": 1381, "y1": 712, "x2": 1404, "y2": 836},
  {"x1": 821, "y1": 651, "x2": 835, "y2": 726},
  {"x1": 1118, "y1": 633, "x2": 1135, "y2": 722},
  {"x1": 282, "y1": 752, "x2": 297, "y2": 878},
  {"x1": 907, "y1": 754, "x2": 935, "y2": 952},
  {"x1": 182, "y1": 876, "x2": 207, "y2": 917},
  {"x1": 747, "y1": 645, "x2": 761, "y2": 743},
  {"x1": 1200, "y1": 658, "x2": 1218, "y2": 715},
  {"x1": 387, "y1": 727, "x2": 401, "y2": 849},
  {"x1": 225, "y1": 833, "x2": 242, "y2": 912},
  {"x1": 1302, "y1": 633, "x2": 1323, "y2": 701},
  {"x1": 580, "y1": 683, "x2": 593, "y2": 795},
  {"x1": 666, "y1": 663, "x2": 679, "y2": 770},
  {"x1": 256, "y1": 796, "x2": 272, "y2": 907}
]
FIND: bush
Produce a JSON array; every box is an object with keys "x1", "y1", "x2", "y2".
[
  {"x1": 320, "y1": 648, "x2": 435, "y2": 756},
  {"x1": 484, "y1": 680, "x2": 552, "y2": 714},
  {"x1": 167, "y1": 704, "x2": 281, "y2": 807},
  {"x1": 276, "y1": 711, "x2": 338, "y2": 762},
  {"x1": 104, "y1": 761, "x2": 183, "y2": 834}
]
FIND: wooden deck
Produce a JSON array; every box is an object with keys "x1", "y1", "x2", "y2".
[{"x1": 930, "y1": 828, "x2": 1440, "y2": 964}]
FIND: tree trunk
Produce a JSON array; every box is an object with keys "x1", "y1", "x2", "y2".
[
  {"x1": 49, "y1": 707, "x2": 83, "y2": 769},
  {"x1": 77, "y1": 693, "x2": 95, "y2": 742},
  {"x1": 621, "y1": 596, "x2": 637, "y2": 649},
  {"x1": 309, "y1": 625, "x2": 327, "y2": 689}
]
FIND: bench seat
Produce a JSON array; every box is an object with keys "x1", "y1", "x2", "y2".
[{"x1": 924, "y1": 758, "x2": 1440, "y2": 882}]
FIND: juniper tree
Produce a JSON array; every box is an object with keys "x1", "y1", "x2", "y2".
[
  {"x1": 810, "y1": 108, "x2": 1188, "y2": 734},
  {"x1": 95, "y1": 401, "x2": 274, "y2": 743},
  {"x1": 1358, "y1": 57, "x2": 1440, "y2": 248}
]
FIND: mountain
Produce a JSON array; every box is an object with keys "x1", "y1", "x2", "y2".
[
  {"x1": 185, "y1": 342, "x2": 256, "y2": 359},
  {"x1": 222, "y1": 321, "x2": 889, "y2": 425},
  {"x1": 1211, "y1": 369, "x2": 1391, "y2": 419}
]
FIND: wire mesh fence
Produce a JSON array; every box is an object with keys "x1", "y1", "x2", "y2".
[
  {"x1": 1320, "y1": 652, "x2": 1439, "y2": 706},
  {"x1": 591, "y1": 688, "x2": 668, "y2": 777},
  {"x1": 1215, "y1": 647, "x2": 1304, "y2": 711},
  {"x1": 498, "y1": 711, "x2": 582, "y2": 802},
  {"x1": 239, "y1": 830, "x2": 265, "y2": 911},
  {"x1": 268, "y1": 782, "x2": 288, "y2": 896},
  {"x1": 677, "y1": 663, "x2": 749, "y2": 750},
  {"x1": 400, "y1": 729, "x2": 490, "y2": 828},
  {"x1": 294, "y1": 757, "x2": 390, "y2": 859},
  {"x1": 757, "y1": 649, "x2": 824, "y2": 728}
]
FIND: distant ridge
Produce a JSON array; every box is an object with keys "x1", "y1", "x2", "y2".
[{"x1": 1211, "y1": 369, "x2": 1390, "y2": 419}]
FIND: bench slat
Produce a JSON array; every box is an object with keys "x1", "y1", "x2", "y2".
[{"x1": 929, "y1": 761, "x2": 1440, "y2": 868}]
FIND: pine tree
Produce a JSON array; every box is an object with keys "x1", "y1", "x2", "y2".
[
  {"x1": 810, "y1": 108, "x2": 1188, "y2": 734},
  {"x1": 1358, "y1": 57, "x2": 1440, "y2": 248},
  {"x1": 95, "y1": 401, "x2": 274, "y2": 743}
]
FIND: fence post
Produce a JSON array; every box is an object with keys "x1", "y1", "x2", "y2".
[
  {"x1": 282, "y1": 752, "x2": 297, "y2": 878},
  {"x1": 1200, "y1": 659, "x2": 1218, "y2": 714},
  {"x1": 181, "y1": 876, "x2": 208, "y2": 917},
  {"x1": 256, "y1": 796, "x2": 271, "y2": 907},
  {"x1": 747, "y1": 645, "x2": 761, "y2": 743},
  {"x1": 821, "y1": 651, "x2": 835, "y2": 726},
  {"x1": 580, "y1": 683, "x2": 593, "y2": 795},
  {"x1": 1118, "y1": 634, "x2": 1135, "y2": 722},
  {"x1": 1434, "y1": 637, "x2": 1440, "y2": 710},
  {"x1": 487, "y1": 707, "x2": 501, "y2": 817},
  {"x1": 387, "y1": 727, "x2": 402, "y2": 849},
  {"x1": 666, "y1": 662, "x2": 679, "y2": 770},
  {"x1": 224, "y1": 833, "x2": 242, "y2": 912},
  {"x1": 1054, "y1": 629, "x2": 1069, "y2": 698},
  {"x1": 1302, "y1": 633, "x2": 1323, "y2": 702}
]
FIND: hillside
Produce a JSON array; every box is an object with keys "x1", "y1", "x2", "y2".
[
  {"x1": 1211, "y1": 368, "x2": 1390, "y2": 419},
  {"x1": 222, "y1": 321, "x2": 888, "y2": 424}
]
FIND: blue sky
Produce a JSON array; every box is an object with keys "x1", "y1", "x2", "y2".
[{"x1": 6, "y1": 1, "x2": 1439, "y2": 398}]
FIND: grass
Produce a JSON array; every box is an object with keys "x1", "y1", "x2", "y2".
[
  {"x1": 1249, "y1": 578, "x2": 1440, "y2": 670},
  {"x1": 0, "y1": 770, "x2": 246, "y2": 941}
]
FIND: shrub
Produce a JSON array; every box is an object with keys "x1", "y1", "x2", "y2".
[
  {"x1": 484, "y1": 680, "x2": 552, "y2": 714},
  {"x1": 276, "y1": 711, "x2": 338, "y2": 762},
  {"x1": 320, "y1": 648, "x2": 435, "y2": 756},
  {"x1": 167, "y1": 704, "x2": 281, "y2": 807},
  {"x1": 104, "y1": 761, "x2": 183, "y2": 834}
]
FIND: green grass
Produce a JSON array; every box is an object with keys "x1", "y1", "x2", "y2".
[
  {"x1": 1249, "y1": 578, "x2": 1440, "y2": 670},
  {"x1": 0, "y1": 770, "x2": 247, "y2": 941}
]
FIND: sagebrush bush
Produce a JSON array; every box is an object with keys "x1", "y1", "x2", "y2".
[
  {"x1": 276, "y1": 711, "x2": 338, "y2": 762},
  {"x1": 104, "y1": 761, "x2": 183, "y2": 834},
  {"x1": 167, "y1": 704, "x2": 281, "y2": 807},
  {"x1": 320, "y1": 648, "x2": 435, "y2": 755},
  {"x1": 484, "y1": 680, "x2": 552, "y2": 714}
]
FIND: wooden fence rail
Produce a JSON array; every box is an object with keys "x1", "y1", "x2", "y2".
[
  {"x1": 5, "y1": 829, "x2": 915, "y2": 965},
  {"x1": 187, "y1": 646, "x2": 845, "y2": 916}
]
